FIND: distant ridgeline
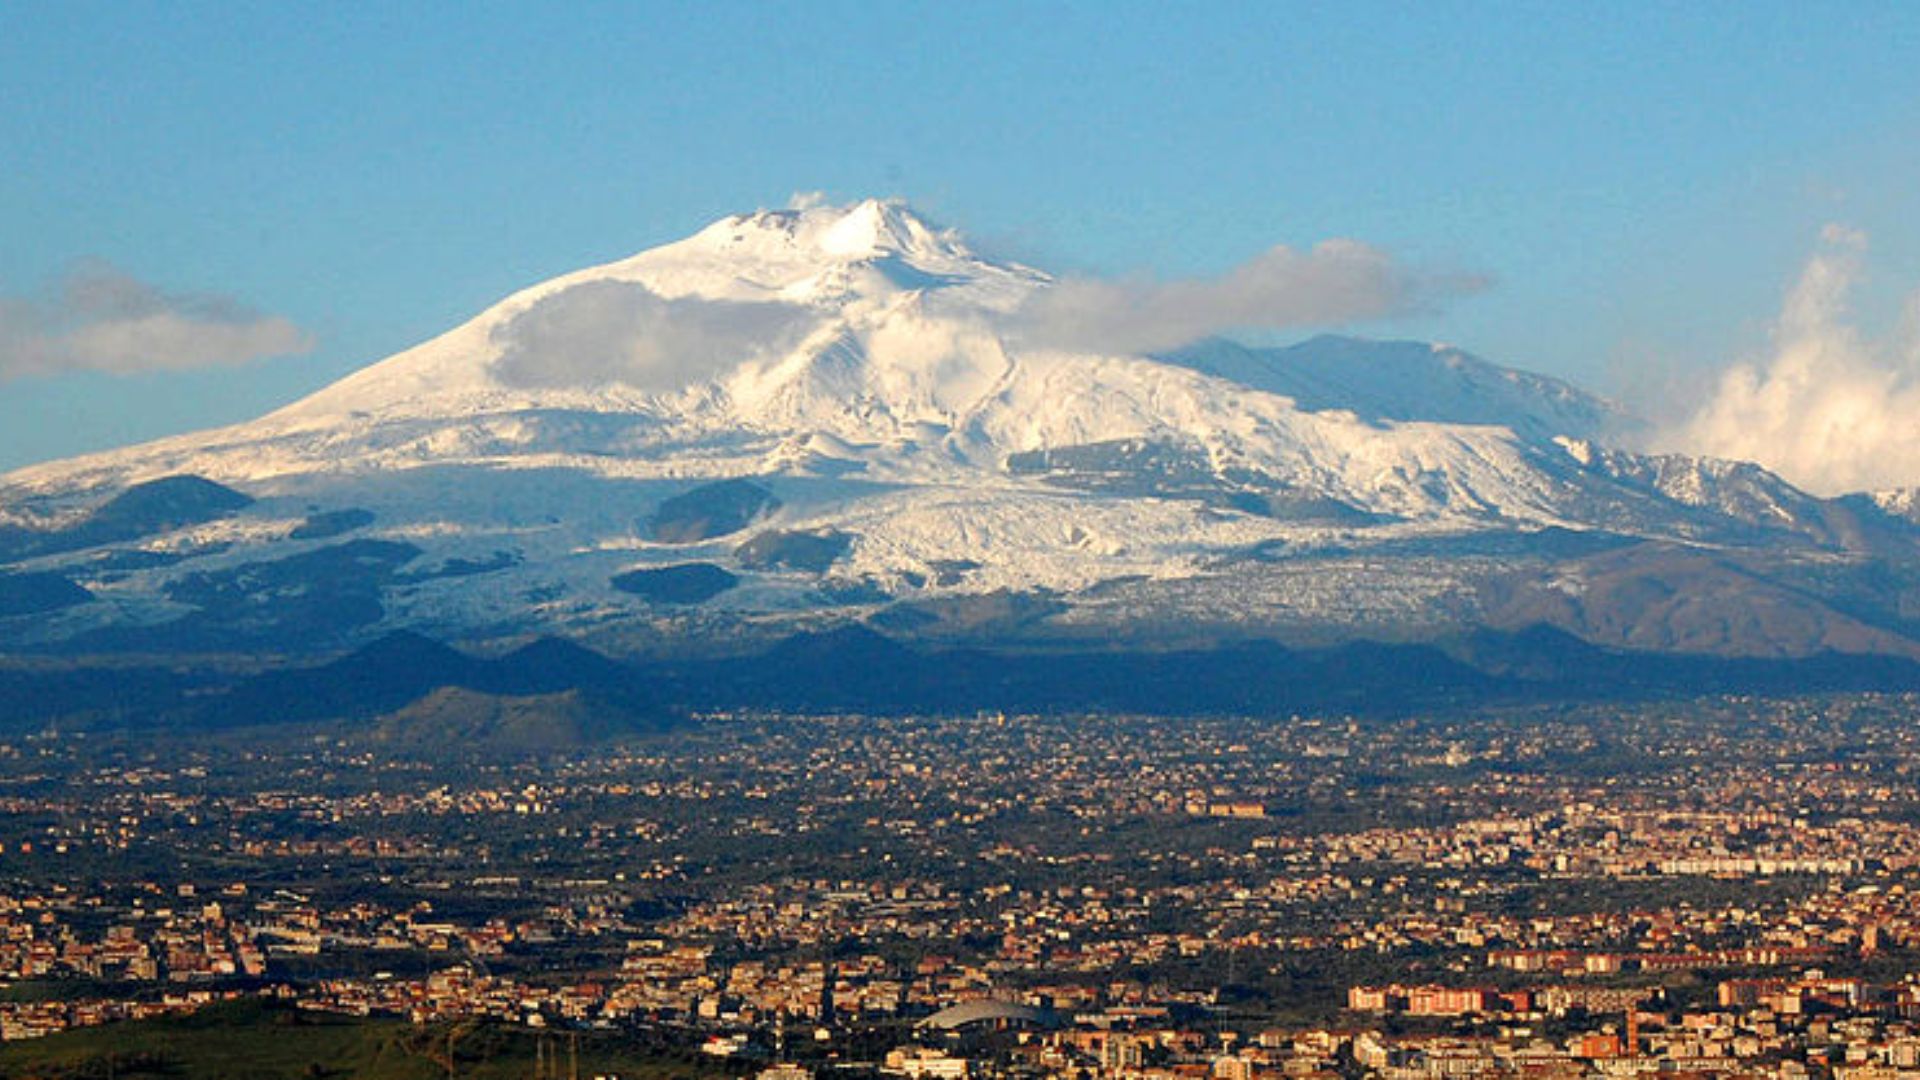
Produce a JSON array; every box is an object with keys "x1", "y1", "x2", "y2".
[{"x1": 5, "y1": 622, "x2": 1920, "y2": 742}]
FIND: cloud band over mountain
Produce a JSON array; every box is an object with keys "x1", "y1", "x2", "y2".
[
  {"x1": 1004, "y1": 240, "x2": 1488, "y2": 355},
  {"x1": 490, "y1": 281, "x2": 817, "y2": 392},
  {"x1": 0, "y1": 263, "x2": 312, "y2": 381}
]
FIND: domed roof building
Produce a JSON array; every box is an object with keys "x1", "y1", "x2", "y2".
[{"x1": 916, "y1": 999, "x2": 1055, "y2": 1032}]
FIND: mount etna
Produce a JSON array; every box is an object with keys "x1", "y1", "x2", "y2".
[{"x1": 5, "y1": 199, "x2": 1920, "y2": 730}]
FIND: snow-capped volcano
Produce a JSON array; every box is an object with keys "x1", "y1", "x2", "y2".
[
  {"x1": 4, "y1": 199, "x2": 1919, "y2": 661},
  {"x1": 4, "y1": 200, "x2": 1613, "y2": 514},
  {"x1": 272, "y1": 198, "x2": 1041, "y2": 425}
]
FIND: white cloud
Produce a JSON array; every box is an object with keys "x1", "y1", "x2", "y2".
[
  {"x1": 490, "y1": 280, "x2": 816, "y2": 392},
  {"x1": 1003, "y1": 240, "x2": 1486, "y2": 355},
  {"x1": 1660, "y1": 226, "x2": 1920, "y2": 495},
  {"x1": 0, "y1": 263, "x2": 312, "y2": 381}
]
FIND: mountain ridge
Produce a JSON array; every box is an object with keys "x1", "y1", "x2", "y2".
[{"x1": 3, "y1": 198, "x2": 1918, "y2": 673}]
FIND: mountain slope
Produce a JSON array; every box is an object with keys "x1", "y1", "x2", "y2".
[
  {"x1": 1163, "y1": 335, "x2": 1631, "y2": 442},
  {"x1": 1, "y1": 198, "x2": 1916, "y2": 666}
]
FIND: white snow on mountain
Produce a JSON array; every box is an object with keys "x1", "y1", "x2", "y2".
[
  {"x1": 1163, "y1": 335, "x2": 1631, "y2": 443},
  {"x1": 0, "y1": 198, "x2": 1886, "y2": 650},
  {"x1": 1871, "y1": 488, "x2": 1920, "y2": 522}
]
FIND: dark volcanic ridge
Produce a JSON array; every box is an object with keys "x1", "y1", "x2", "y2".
[{"x1": 7, "y1": 624, "x2": 1920, "y2": 740}]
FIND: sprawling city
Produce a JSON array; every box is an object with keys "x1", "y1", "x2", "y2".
[{"x1": 2, "y1": 693, "x2": 1919, "y2": 1077}]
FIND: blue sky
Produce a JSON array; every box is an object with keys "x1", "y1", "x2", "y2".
[{"x1": 3, "y1": 2, "x2": 1918, "y2": 472}]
